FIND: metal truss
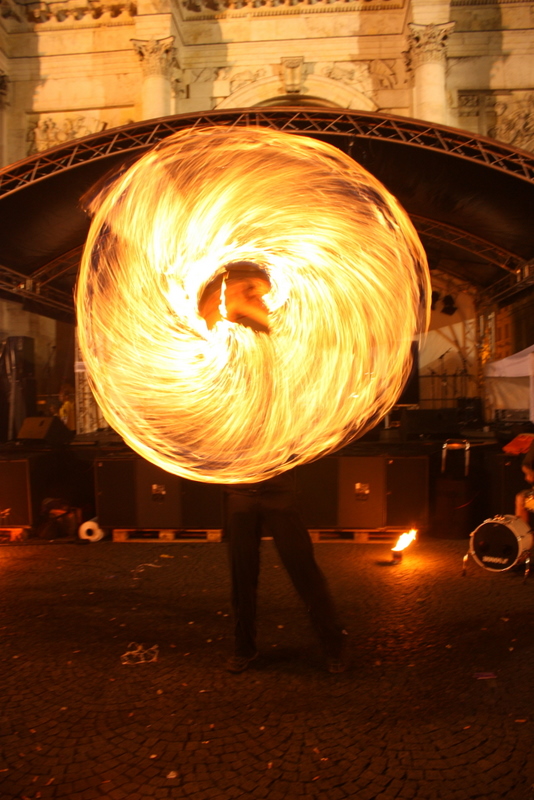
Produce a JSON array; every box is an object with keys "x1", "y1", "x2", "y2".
[
  {"x1": 1, "y1": 108, "x2": 534, "y2": 200},
  {"x1": 17, "y1": 214, "x2": 524, "y2": 311},
  {"x1": 411, "y1": 216, "x2": 522, "y2": 273},
  {"x1": 31, "y1": 246, "x2": 82, "y2": 287},
  {"x1": 480, "y1": 262, "x2": 534, "y2": 306},
  {"x1": 0, "y1": 262, "x2": 73, "y2": 317}
]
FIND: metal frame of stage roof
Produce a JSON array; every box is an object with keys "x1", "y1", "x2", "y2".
[
  {"x1": 0, "y1": 107, "x2": 533, "y2": 321},
  {"x1": 2, "y1": 108, "x2": 534, "y2": 198}
]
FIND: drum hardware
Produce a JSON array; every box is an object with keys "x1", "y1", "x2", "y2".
[
  {"x1": 442, "y1": 439, "x2": 470, "y2": 477},
  {"x1": 463, "y1": 515, "x2": 533, "y2": 582}
]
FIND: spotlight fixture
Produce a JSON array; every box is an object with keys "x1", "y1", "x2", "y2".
[{"x1": 441, "y1": 294, "x2": 457, "y2": 316}]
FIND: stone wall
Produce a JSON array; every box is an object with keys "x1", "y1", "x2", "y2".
[{"x1": 2, "y1": 0, "x2": 534, "y2": 164}]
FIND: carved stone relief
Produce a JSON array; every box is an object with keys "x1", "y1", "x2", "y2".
[
  {"x1": 230, "y1": 68, "x2": 268, "y2": 93},
  {"x1": 27, "y1": 115, "x2": 107, "y2": 154},
  {"x1": 457, "y1": 90, "x2": 534, "y2": 153},
  {"x1": 281, "y1": 58, "x2": 306, "y2": 94},
  {"x1": 19, "y1": 0, "x2": 136, "y2": 24},
  {"x1": 131, "y1": 36, "x2": 176, "y2": 78},
  {"x1": 190, "y1": 67, "x2": 220, "y2": 83},
  {"x1": 320, "y1": 61, "x2": 372, "y2": 95},
  {"x1": 490, "y1": 92, "x2": 534, "y2": 153},
  {"x1": 369, "y1": 59, "x2": 398, "y2": 90},
  {"x1": 405, "y1": 22, "x2": 455, "y2": 71}
]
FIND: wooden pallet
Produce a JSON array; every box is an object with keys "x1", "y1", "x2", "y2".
[
  {"x1": 0, "y1": 528, "x2": 29, "y2": 542},
  {"x1": 112, "y1": 528, "x2": 223, "y2": 543},
  {"x1": 309, "y1": 529, "x2": 404, "y2": 544}
]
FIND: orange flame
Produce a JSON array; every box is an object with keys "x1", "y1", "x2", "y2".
[
  {"x1": 76, "y1": 127, "x2": 430, "y2": 483},
  {"x1": 392, "y1": 529, "x2": 417, "y2": 552}
]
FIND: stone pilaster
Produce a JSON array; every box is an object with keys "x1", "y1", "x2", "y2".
[
  {"x1": 406, "y1": 22, "x2": 454, "y2": 125},
  {"x1": 0, "y1": 72, "x2": 9, "y2": 168},
  {"x1": 131, "y1": 36, "x2": 176, "y2": 120}
]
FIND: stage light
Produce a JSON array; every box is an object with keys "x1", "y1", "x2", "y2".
[
  {"x1": 76, "y1": 126, "x2": 431, "y2": 483},
  {"x1": 441, "y1": 294, "x2": 457, "y2": 316}
]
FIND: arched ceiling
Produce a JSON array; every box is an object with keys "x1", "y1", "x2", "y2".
[{"x1": 0, "y1": 106, "x2": 533, "y2": 323}]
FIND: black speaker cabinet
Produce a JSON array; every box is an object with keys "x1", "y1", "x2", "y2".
[
  {"x1": 296, "y1": 458, "x2": 338, "y2": 528},
  {"x1": 0, "y1": 455, "x2": 62, "y2": 527},
  {"x1": 95, "y1": 457, "x2": 223, "y2": 529},
  {"x1": 401, "y1": 408, "x2": 461, "y2": 441},
  {"x1": 18, "y1": 416, "x2": 72, "y2": 446},
  {"x1": 296, "y1": 455, "x2": 429, "y2": 530},
  {"x1": 0, "y1": 460, "x2": 32, "y2": 526},
  {"x1": 482, "y1": 451, "x2": 527, "y2": 518},
  {"x1": 338, "y1": 456, "x2": 429, "y2": 529},
  {"x1": 1, "y1": 336, "x2": 35, "y2": 379}
]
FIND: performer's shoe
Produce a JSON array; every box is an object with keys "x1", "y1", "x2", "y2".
[
  {"x1": 225, "y1": 651, "x2": 259, "y2": 673},
  {"x1": 326, "y1": 631, "x2": 349, "y2": 674}
]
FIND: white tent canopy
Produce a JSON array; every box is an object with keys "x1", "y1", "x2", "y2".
[{"x1": 484, "y1": 344, "x2": 534, "y2": 422}]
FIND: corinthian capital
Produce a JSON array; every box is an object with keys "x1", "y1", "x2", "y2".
[
  {"x1": 132, "y1": 36, "x2": 176, "y2": 78},
  {"x1": 406, "y1": 22, "x2": 455, "y2": 70}
]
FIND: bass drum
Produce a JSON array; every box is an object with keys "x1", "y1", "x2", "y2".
[{"x1": 470, "y1": 515, "x2": 532, "y2": 572}]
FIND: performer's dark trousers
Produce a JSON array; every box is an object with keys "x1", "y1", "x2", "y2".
[{"x1": 226, "y1": 488, "x2": 344, "y2": 659}]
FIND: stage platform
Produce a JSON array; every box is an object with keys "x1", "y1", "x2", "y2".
[{"x1": 0, "y1": 427, "x2": 530, "y2": 542}]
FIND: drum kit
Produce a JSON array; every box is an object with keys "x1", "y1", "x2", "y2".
[{"x1": 463, "y1": 493, "x2": 534, "y2": 581}]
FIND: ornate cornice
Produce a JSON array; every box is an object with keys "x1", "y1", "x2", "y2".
[
  {"x1": 1, "y1": 0, "x2": 23, "y2": 19},
  {"x1": 406, "y1": 22, "x2": 455, "y2": 70},
  {"x1": 10, "y1": 0, "x2": 136, "y2": 25},
  {"x1": 452, "y1": 0, "x2": 531, "y2": 5},
  {"x1": 132, "y1": 36, "x2": 176, "y2": 78},
  {"x1": 182, "y1": 0, "x2": 400, "y2": 16}
]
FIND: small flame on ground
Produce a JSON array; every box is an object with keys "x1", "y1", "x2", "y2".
[{"x1": 392, "y1": 529, "x2": 417, "y2": 553}]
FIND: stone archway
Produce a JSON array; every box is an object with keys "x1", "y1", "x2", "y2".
[{"x1": 214, "y1": 74, "x2": 377, "y2": 112}]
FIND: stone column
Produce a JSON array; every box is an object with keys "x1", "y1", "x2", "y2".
[
  {"x1": 406, "y1": 22, "x2": 455, "y2": 125},
  {"x1": 0, "y1": 72, "x2": 9, "y2": 168},
  {"x1": 131, "y1": 36, "x2": 176, "y2": 120}
]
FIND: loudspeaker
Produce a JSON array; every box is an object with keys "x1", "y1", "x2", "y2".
[
  {"x1": 0, "y1": 460, "x2": 32, "y2": 526},
  {"x1": 296, "y1": 455, "x2": 429, "y2": 530},
  {"x1": 396, "y1": 341, "x2": 420, "y2": 405},
  {"x1": 457, "y1": 397, "x2": 484, "y2": 427},
  {"x1": 0, "y1": 454, "x2": 62, "y2": 527},
  {"x1": 18, "y1": 416, "x2": 72, "y2": 446},
  {"x1": 483, "y1": 452, "x2": 527, "y2": 517},
  {"x1": 0, "y1": 336, "x2": 35, "y2": 379},
  {"x1": 338, "y1": 456, "x2": 429, "y2": 529},
  {"x1": 433, "y1": 478, "x2": 478, "y2": 538},
  {"x1": 296, "y1": 458, "x2": 338, "y2": 527},
  {"x1": 95, "y1": 457, "x2": 224, "y2": 529},
  {"x1": 401, "y1": 408, "x2": 460, "y2": 440}
]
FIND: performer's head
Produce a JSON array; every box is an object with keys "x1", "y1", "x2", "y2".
[
  {"x1": 199, "y1": 262, "x2": 271, "y2": 333},
  {"x1": 522, "y1": 443, "x2": 534, "y2": 484}
]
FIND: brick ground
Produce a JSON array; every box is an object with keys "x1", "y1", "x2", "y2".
[{"x1": 1, "y1": 537, "x2": 534, "y2": 799}]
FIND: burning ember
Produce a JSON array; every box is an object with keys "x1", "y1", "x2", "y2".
[{"x1": 391, "y1": 529, "x2": 417, "y2": 562}]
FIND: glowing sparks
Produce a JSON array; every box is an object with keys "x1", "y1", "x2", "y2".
[
  {"x1": 392, "y1": 530, "x2": 418, "y2": 553},
  {"x1": 76, "y1": 126, "x2": 430, "y2": 483}
]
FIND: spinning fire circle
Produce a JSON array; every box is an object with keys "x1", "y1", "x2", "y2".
[{"x1": 76, "y1": 126, "x2": 430, "y2": 483}]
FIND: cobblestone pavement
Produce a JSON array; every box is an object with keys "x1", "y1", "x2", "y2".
[{"x1": 1, "y1": 537, "x2": 534, "y2": 800}]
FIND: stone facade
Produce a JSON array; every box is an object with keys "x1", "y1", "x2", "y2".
[{"x1": 0, "y1": 0, "x2": 533, "y2": 165}]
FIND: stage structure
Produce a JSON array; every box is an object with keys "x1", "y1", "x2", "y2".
[{"x1": 0, "y1": 108, "x2": 533, "y2": 431}]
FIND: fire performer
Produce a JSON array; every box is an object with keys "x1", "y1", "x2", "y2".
[
  {"x1": 515, "y1": 441, "x2": 534, "y2": 527},
  {"x1": 76, "y1": 127, "x2": 430, "y2": 671},
  {"x1": 200, "y1": 265, "x2": 348, "y2": 674}
]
